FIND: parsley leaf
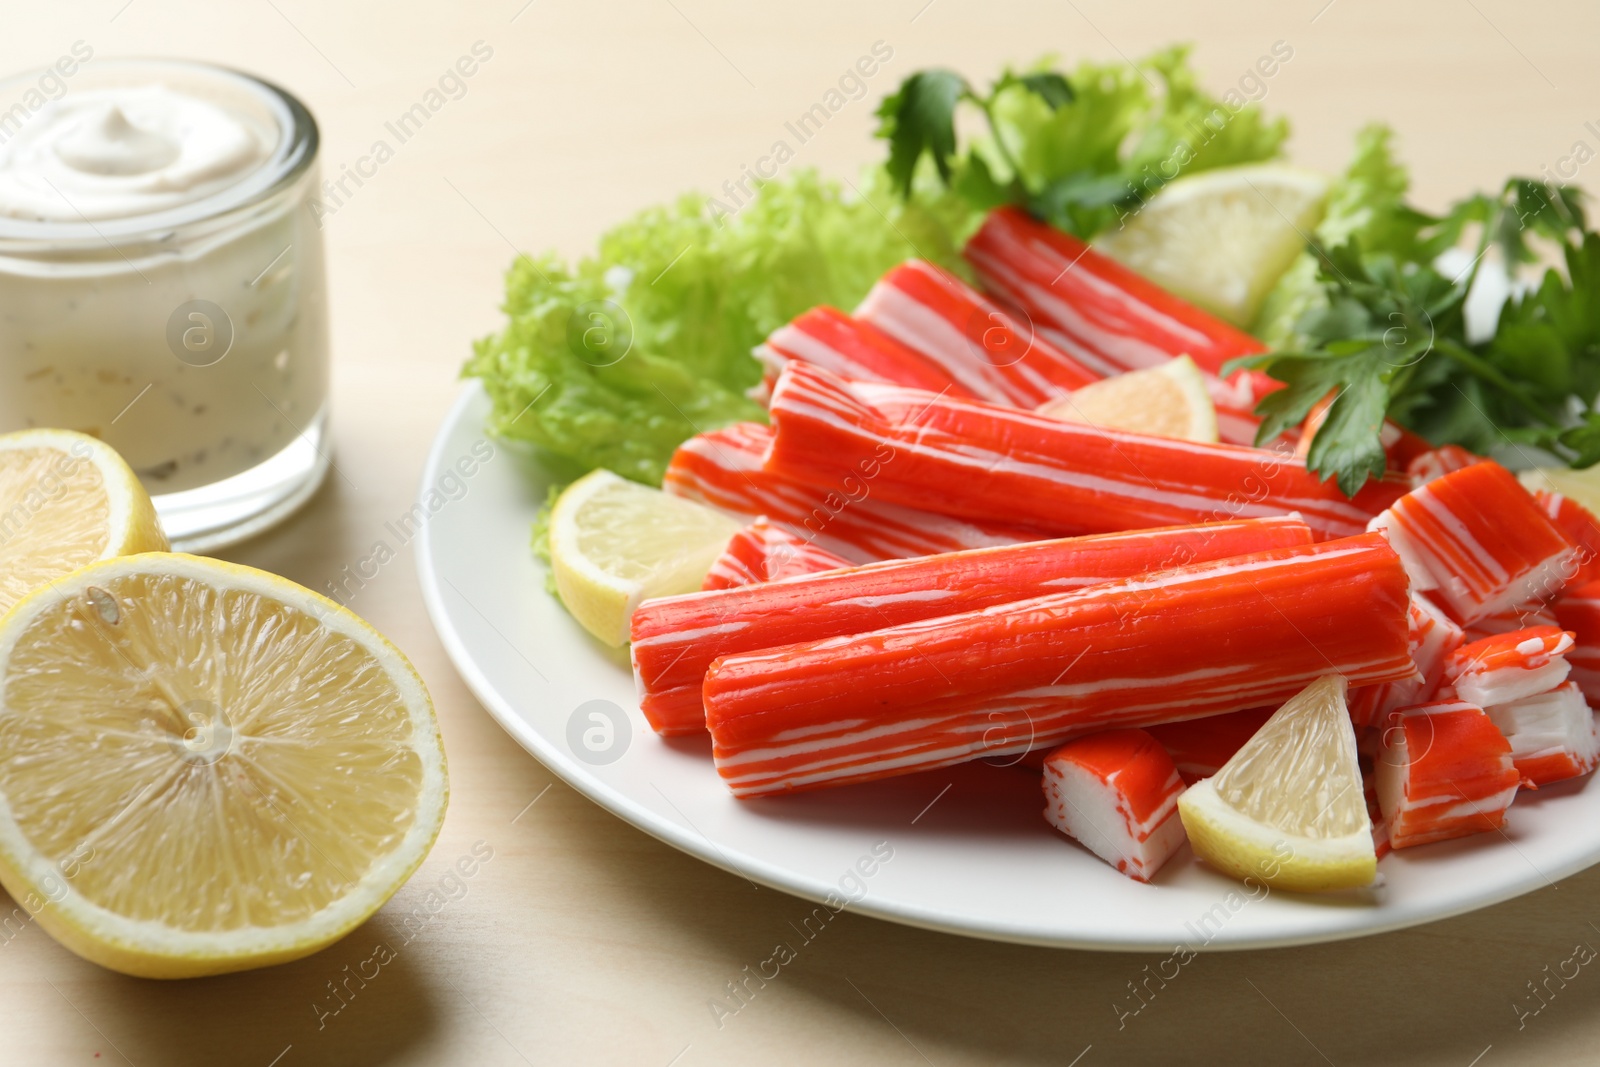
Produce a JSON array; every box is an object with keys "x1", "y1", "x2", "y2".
[
  {"x1": 875, "y1": 48, "x2": 1287, "y2": 238},
  {"x1": 878, "y1": 69, "x2": 970, "y2": 196}
]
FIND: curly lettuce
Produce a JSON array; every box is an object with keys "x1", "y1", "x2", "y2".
[{"x1": 464, "y1": 170, "x2": 970, "y2": 484}]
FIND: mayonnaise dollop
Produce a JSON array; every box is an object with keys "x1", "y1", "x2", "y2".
[{"x1": 0, "y1": 85, "x2": 270, "y2": 221}]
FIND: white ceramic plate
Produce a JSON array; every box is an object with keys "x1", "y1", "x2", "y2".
[{"x1": 418, "y1": 382, "x2": 1600, "y2": 951}]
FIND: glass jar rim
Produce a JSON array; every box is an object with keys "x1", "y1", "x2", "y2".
[{"x1": 0, "y1": 57, "x2": 318, "y2": 244}]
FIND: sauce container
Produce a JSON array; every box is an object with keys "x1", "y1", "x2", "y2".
[{"x1": 0, "y1": 58, "x2": 329, "y2": 550}]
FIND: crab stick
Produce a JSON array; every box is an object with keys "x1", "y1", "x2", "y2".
[
  {"x1": 704, "y1": 532, "x2": 1414, "y2": 798},
  {"x1": 1041, "y1": 729, "x2": 1187, "y2": 882},
  {"x1": 633, "y1": 515, "x2": 1314, "y2": 735},
  {"x1": 701, "y1": 520, "x2": 850, "y2": 591},
  {"x1": 1367, "y1": 461, "x2": 1577, "y2": 624},
  {"x1": 853, "y1": 259, "x2": 1100, "y2": 407},
  {"x1": 1406, "y1": 445, "x2": 1483, "y2": 486},
  {"x1": 1554, "y1": 580, "x2": 1600, "y2": 704},
  {"x1": 764, "y1": 361, "x2": 1408, "y2": 542},
  {"x1": 1463, "y1": 603, "x2": 1559, "y2": 644},
  {"x1": 1484, "y1": 682, "x2": 1600, "y2": 788},
  {"x1": 1376, "y1": 700, "x2": 1520, "y2": 849},
  {"x1": 962, "y1": 206, "x2": 1273, "y2": 444},
  {"x1": 663, "y1": 422, "x2": 1034, "y2": 563},
  {"x1": 752, "y1": 305, "x2": 980, "y2": 402},
  {"x1": 1535, "y1": 490, "x2": 1600, "y2": 588},
  {"x1": 1145, "y1": 707, "x2": 1273, "y2": 784},
  {"x1": 1349, "y1": 595, "x2": 1465, "y2": 729},
  {"x1": 1440, "y1": 627, "x2": 1575, "y2": 708}
]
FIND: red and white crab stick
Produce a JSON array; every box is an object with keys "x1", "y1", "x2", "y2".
[
  {"x1": 853, "y1": 259, "x2": 1100, "y2": 407},
  {"x1": 753, "y1": 305, "x2": 981, "y2": 402},
  {"x1": 962, "y1": 206, "x2": 1274, "y2": 444},
  {"x1": 1439, "y1": 626, "x2": 1575, "y2": 708},
  {"x1": 1484, "y1": 682, "x2": 1599, "y2": 788},
  {"x1": 704, "y1": 533, "x2": 1414, "y2": 798},
  {"x1": 1376, "y1": 700, "x2": 1520, "y2": 849},
  {"x1": 1554, "y1": 580, "x2": 1600, "y2": 704},
  {"x1": 1367, "y1": 460, "x2": 1578, "y2": 624},
  {"x1": 1349, "y1": 595, "x2": 1464, "y2": 730},
  {"x1": 764, "y1": 361, "x2": 1407, "y2": 542},
  {"x1": 632, "y1": 515, "x2": 1314, "y2": 735},
  {"x1": 1535, "y1": 490, "x2": 1600, "y2": 587},
  {"x1": 1042, "y1": 729, "x2": 1188, "y2": 882},
  {"x1": 700, "y1": 519, "x2": 851, "y2": 591},
  {"x1": 664, "y1": 421, "x2": 1033, "y2": 563}
]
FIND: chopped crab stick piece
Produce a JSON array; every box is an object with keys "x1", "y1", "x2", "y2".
[
  {"x1": 700, "y1": 520, "x2": 850, "y2": 591},
  {"x1": 1367, "y1": 460, "x2": 1577, "y2": 623},
  {"x1": 1041, "y1": 729, "x2": 1188, "y2": 882},
  {"x1": 1376, "y1": 700, "x2": 1520, "y2": 849},
  {"x1": 753, "y1": 305, "x2": 980, "y2": 401},
  {"x1": 1463, "y1": 603, "x2": 1559, "y2": 643},
  {"x1": 962, "y1": 206, "x2": 1273, "y2": 445},
  {"x1": 854, "y1": 259, "x2": 1099, "y2": 407},
  {"x1": 1534, "y1": 490, "x2": 1600, "y2": 587},
  {"x1": 1145, "y1": 708, "x2": 1272, "y2": 784},
  {"x1": 1440, "y1": 627, "x2": 1575, "y2": 708},
  {"x1": 764, "y1": 361, "x2": 1408, "y2": 542},
  {"x1": 663, "y1": 422, "x2": 1032, "y2": 563},
  {"x1": 1554, "y1": 581, "x2": 1600, "y2": 704},
  {"x1": 1349, "y1": 595, "x2": 1466, "y2": 729},
  {"x1": 633, "y1": 516, "x2": 1314, "y2": 735},
  {"x1": 703, "y1": 533, "x2": 1414, "y2": 798},
  {"x1": 1406, "y1": 445, "x2": 1483, "y2": 486},
  {"x1": 1484, "y1": 682, "x2": 1600, "y2": 788}
]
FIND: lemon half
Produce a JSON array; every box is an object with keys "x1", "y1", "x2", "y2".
[
  {"x1": 0, "y1": 553, "x2": 447, "y2": 978},
  {"x1": 0, "y1": 429, "x2": 167, "y2": 618}
]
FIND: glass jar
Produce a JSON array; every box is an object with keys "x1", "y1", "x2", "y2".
[{"x1": 0, "y1": 59, "x2": 330, "y2": 551}]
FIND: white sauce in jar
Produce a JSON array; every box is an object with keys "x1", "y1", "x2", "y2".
[
  {"x1": 0, "y1": 62, "x2": 328, "y2": 518},
  {"x1": 0, "y1": 86, "x2": 268, "y2": 220}
]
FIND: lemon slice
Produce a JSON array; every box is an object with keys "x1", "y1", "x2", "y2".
[
  {"x1": 1519, "y1": 466, "x2": 1600, "y2": 516},
  {"x1": 1096, "y1": 164, "x2": 1330, "y2": 327},
  {"x1": 0, "y1": 429, "x2": 167, "y2": 618},
  {"x1": 0, "y1": 553, "x2": 447, "y2": 978},
  {"x1": 550, "y1": 469, "x2": 741, "y2": 646},
  {"x1": 1177, "y1": 675, "x2": 1376, "y2": 892},
  {"x1": 1036, "y1": 356, "x2": 1219, "y2": 442}
]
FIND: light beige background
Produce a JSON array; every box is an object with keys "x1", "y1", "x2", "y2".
[{"x1": 4, "y1": 1, "x2": 1600, "y2": 1064}]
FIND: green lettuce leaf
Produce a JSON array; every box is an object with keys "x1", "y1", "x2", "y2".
[{"x1": 464, "y1": 169, "x2": 970, "y2": 484}]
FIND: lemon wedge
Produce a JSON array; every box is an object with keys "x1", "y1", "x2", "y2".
[
  {"x1": 550, "y1": 469, "x2": 741, "y2": 646},
  {"x1": 1036, "y1": 356, "x2": 1219, "y2": 443},
  {"x1": 1096, "y1": 164, "x2": 1329, "y2": 327},
  {"x1": 0, "y1": 553, "x2": 447, "y2": 978},
  {"x1": 1178, "y1": 675, "x2": 1376, "y2": 892},
  {"x1": 0, "y1": 429, "x2": 167, "y2": 618}
]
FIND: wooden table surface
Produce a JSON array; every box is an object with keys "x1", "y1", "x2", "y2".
[{"x1": 6, "y1": 1, "x2": 1600, "y2": 1063}]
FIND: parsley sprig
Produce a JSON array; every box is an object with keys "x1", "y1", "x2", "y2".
[{"x1": 1234, "y1": 178, "x2": 1600, "y2": 494}]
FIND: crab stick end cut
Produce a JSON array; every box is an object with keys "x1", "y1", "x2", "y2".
[
  {"x1": 1442, "y1": 627, "x2": 1576, "y2": 708},
  {"x1": 1376, "y1": 700, "x2": 1519, "y2": 849},
  {"x1": 1366, "y1": 461, "x2": 1578, "y2": 624},
  {"x1": 1042, "y1": 729, "x2": 1187, "y2": 882},
  {"x1": 1485, "y1": 682, "x2": 1600, "y2": 788}
]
